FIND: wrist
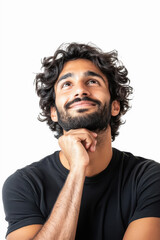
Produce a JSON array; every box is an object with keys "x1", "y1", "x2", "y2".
[{"x1": 69, "y1": 165, "x2": 86, "y2": 181}]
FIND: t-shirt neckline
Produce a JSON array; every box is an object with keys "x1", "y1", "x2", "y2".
[{"x1": 54, "y1": 148, "x2": 117, "y2": 184}]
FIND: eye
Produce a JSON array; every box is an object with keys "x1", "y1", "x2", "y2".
[
  {"x1": 87, "y1": 79, "x2": 100, "y2": 85},
  {"x1": 61, "y1": 81, "x2": 72, "y2": 88}
]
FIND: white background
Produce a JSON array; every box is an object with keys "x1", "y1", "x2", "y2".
[{"x1": 0, "y1": 0, "x2": 160, "y2": 238}]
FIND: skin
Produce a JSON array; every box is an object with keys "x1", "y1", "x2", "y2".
[{"x1": 7, "y1": 59, "x2": 160, "y2": 240}]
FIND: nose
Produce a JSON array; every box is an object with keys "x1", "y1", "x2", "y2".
[{"x1": 74, "y1": 82, "x2": 90, "y2": 98}]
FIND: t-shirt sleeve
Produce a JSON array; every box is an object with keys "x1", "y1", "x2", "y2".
[
  {"x1": 2, "y1": 170, "x2": 45, "y2": 237},
  {"x1": 129, "y1": 160, "x2": 160, "y2": 223}
]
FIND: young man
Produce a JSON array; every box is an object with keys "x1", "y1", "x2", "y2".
[{"x1": 3, "y1": 43, "x2": 160, "y2": 240}]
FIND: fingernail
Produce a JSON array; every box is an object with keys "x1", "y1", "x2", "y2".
[{"x1": 93, "y1": 132, "x2": 97, "y2": 137}]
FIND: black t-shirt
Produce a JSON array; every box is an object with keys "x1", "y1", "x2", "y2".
[{"x1": 2, "y1": 148, "x2": 160, "y2": 239}]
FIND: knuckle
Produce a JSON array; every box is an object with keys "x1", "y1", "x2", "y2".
[
  {"x1": 81, "y1": 128, "x2": 89, "y2": 133},
  {"x1": 67, "y1": 135, "x2": 74, "y2": 141}
]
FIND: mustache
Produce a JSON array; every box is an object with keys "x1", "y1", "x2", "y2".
[{"x1": 65, "y1": 96, "x2": 101, "y2": 110}]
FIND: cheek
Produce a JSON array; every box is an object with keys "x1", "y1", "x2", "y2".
[
  {"x1": 55, "y1": 94, "x2": 68, "y2": 110},
  {"x1": 96, "y1": 90, "x2": 110, "y2": 103}
]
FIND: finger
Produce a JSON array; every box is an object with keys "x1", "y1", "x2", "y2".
[
  {"x1": 90, "y1": 132, "x2": 97, "y2": 137},
  {"x1": 89, "y1": 140, "x2": 97, "y2": 152},
  {"x1": 74, "y1": 133, "x2": 96, "y2": 150},
  {"x1": 84, "y1": 135, "x2": 97, "y2": 151},
  {"x1": 64, "y1": 130, "x2": 97, "y2": 151}
]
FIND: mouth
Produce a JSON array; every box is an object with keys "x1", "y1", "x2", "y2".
[{"x1": 69, "y1": 101, "x2": 97, "y2": 109}]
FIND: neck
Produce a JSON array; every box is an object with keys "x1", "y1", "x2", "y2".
[{"x1": 59, "y1": 127, "x2": 113, "y2": 177}]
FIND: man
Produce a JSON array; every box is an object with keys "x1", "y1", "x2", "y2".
[{"x1": 2, "y1": 43, "x2": 160, "y2": 240}]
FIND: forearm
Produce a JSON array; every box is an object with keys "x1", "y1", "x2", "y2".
[{"x1": 33, "y1": 169, "x2": 85, "y2": 240}]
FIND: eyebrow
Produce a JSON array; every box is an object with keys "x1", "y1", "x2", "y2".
[
  {"x1": 57, "y1": 70, "x2": 105, "y2": 85},
  {"x1": 58, "y1": 73, "x2": 73, "y2": 83},
  {"x1": 84, "y1": 71, "x2": 105, "y2": 82}
]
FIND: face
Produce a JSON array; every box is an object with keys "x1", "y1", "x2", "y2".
[{"x1": 51, "y1": 59, "x2": 120, "y2": 132}]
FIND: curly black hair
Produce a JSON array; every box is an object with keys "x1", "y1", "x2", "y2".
[{"x1": 35, "y1": 42, "x2": 133, "y2": 141}]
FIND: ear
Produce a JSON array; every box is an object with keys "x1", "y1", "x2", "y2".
[
  {"x1": 111, "y1": 100, "x2": 120, "y2": 116},
  {"x1": 51, "y1": 107, "x2": 58, "y2": 122}
]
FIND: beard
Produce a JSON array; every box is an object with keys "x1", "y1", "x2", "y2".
[{"x1": 55, "y1": 97, "x2": 112, "y2": 133}]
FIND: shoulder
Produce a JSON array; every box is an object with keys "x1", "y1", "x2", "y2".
[
  {"x1": 2, "y1": 151, "x2": 60, "y2": 198},
  {"x1": 2, "y1": 151, "x2": 62, "y2": 237},
  {"x1": 124, "y1": 150, "x2": 160, "y2": 177},
  {"x1": 113, "y1": 148, "x2": 160, "y2": 194},
  {"x1": 114, "y1": 148, "x2": 160, "y2": 222},
  {"x1": 114, "y1": 148, "x2": 160, "y2": 174}
]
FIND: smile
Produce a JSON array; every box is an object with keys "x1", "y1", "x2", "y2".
[{"x1": 69, "y1": 101, "x2": 97, "y2": 109}]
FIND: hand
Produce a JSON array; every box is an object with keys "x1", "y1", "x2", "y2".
[{"x1": 58, "y1": 129, "x2": 97, "y2": 171}]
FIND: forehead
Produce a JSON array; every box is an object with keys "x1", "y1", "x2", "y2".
[{"x1": 58, "y1": 59, "x2": 107, "y2": 80}]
